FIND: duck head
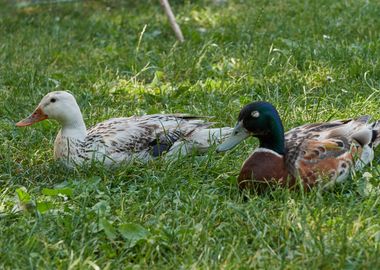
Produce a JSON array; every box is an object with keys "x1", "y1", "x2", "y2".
[
  {"x1": 216, "y1": 101, "x2": 286, "y2": 155},
  {"x1": 16, "y1": 91, "x2": 83, "y2": 127}
]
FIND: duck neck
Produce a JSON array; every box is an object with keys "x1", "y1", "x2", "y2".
[
  {"x1": 60, "y1": 111, "x2": 87, "y2": 141},
  {"x1": 257, "y1": 118, "x2": 285, "y2": 155}
]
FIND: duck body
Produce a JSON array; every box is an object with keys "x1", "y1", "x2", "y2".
[
  {"x1": 17, "y1": 91, "x2": 232, "y2": 167},
  {"x1": 217, "y1": 102, "x2": 380, "y2": 192},
  {"x1": 53, "y1": 114, "x2": 228, "y2": 167}
]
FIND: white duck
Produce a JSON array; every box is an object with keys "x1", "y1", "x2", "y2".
[{"x1": 16, "y1": 91, "x2": 232, "y2": 167}]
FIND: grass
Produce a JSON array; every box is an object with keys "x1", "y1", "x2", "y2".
[{"x1": 1, "y1": 0, "x2": 380, "y2": 268}]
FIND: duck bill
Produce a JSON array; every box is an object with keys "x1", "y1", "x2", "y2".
[
  {"x1": 16, "y1": 107, "x2": 48, "y2": 127},
  {"x1": 216, "y1": 121, "x2": 250, "y2": 152}
]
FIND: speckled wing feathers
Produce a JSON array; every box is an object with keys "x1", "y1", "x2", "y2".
[
  {"x1": 284, "y1": 116, "x2": 375, "y2": 181},
  {"x1": 370, "y1": 121, "x2": 380, "y2": 148},
  {"x1": 84, "y1": 114, "x2": 214, "y2": 162}
]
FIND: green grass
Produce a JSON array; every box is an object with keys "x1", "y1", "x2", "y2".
[{"x1": 1, "y1": 0, "x2": 380, "y2": 268}]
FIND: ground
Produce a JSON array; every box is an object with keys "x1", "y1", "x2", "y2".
[{"x1": 1, "y1": 0, "x2": 380, "y2": 268}]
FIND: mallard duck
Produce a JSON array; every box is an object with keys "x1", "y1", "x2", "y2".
[
  {"x1": 217, "y1": 101, "x2": 380, "y2": 192},
  {"x1": 16, "y1": 91, "x2": 232, "y2": 167}
]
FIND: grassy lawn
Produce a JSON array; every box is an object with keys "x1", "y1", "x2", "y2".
[{"x1": 1, "y1": 0, "x2": 380, "y2": 268}]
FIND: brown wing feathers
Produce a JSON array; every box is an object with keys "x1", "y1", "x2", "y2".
[{"x1": 370, "y1": 121, "x2": 380, "y2": 148}]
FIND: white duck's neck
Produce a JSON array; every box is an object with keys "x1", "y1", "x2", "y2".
[{"x1": 59, "y1": 110, "x2": 87, "y2": 141}]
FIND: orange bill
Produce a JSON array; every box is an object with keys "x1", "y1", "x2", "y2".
[{"x1": 16, "y1": 107, "x2": 48, "y2": 127}]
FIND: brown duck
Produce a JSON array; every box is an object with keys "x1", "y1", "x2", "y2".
[{"x1": 217, "y1": 101, "x2": 380, "y2": 192}]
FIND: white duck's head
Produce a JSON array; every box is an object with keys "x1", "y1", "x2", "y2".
[{"x1": 16, "y1": 91, "x2": 84, "y2": 128}]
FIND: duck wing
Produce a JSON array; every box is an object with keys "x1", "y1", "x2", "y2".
[
  {"x1": 284, "y1": 116, "x2": 375, "y2": 185},
  {"x1": 84, "y1": 114, "x2": 213, "y2": 159}
]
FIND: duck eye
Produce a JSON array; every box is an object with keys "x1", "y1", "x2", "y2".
[
  {"x1": 50, "y1": 98, "x2": 56, "y2": 103},
  {"x1": 251, "y1": 111, "x2": 260, "y2": 118}
]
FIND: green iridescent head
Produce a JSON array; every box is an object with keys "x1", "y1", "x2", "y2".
[{"x1": 217, "y1": 101, "x2": 285, "y2": 154}]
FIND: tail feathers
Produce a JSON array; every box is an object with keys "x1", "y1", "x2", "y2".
[
  {"x1": 355, "y1": 115, "x2": 371, "y2": 123},
  {"x1": 171, "y1": 114, "x2": 213, "y2": 120},
  {"x1": 370, "y1": 121, "x2": 380, "y2": 148},
  {"x1": 189, "y1": 127, "x2": 234, "y2": 152},
  {"x1": 165, "y1": 127, "x2": 233, "y2": 158}
]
